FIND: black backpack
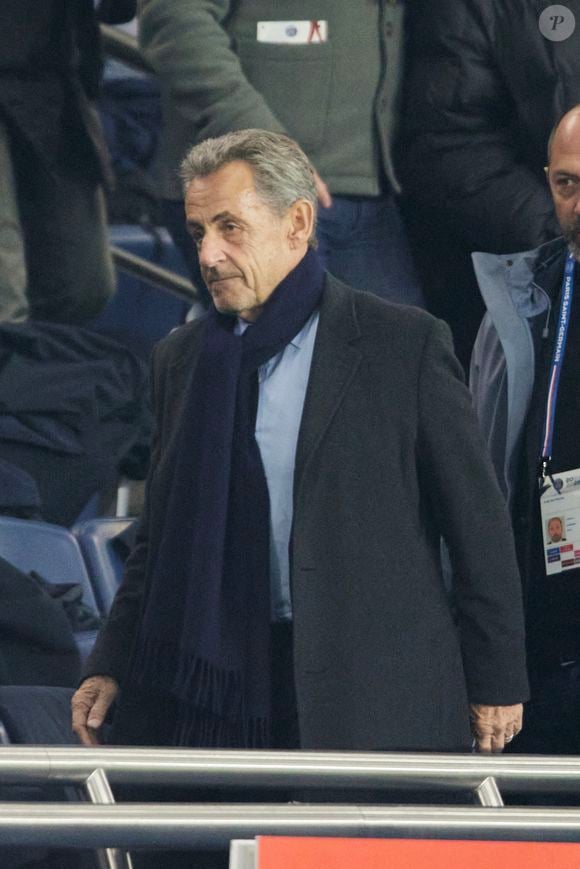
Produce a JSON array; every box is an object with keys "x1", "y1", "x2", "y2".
[{"x1": 0, "y1": 556, "x2": 80, "y2": 687}]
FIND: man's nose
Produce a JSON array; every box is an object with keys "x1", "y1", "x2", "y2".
[{"x1": 198, "y1": 233, "x2": 226, "y2": 268}]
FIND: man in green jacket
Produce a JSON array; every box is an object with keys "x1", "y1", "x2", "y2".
[{"x1": 138, "y1": 0, "x2": 424, "y2": 308}]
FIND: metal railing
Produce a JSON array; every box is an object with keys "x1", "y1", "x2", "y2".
[
  {"x1": 111, "y1": 245, "x2": 199, "y2": 304},
  {"x1": 3, "y1": 748, "x2": 580, "y2": 858},
  {"x1": 4, "y1": 746, "x2": 580, "y2": 794},
  {"x1": 100, "y1": 24, "x2": 153, "y2": 76},
  {"x1": 3, "y1": 803, "x2": 580, "y2": 849}
]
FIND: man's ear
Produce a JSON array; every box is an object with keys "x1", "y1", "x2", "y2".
[{"x1": 287, "y1": 199, "x2": 315, "y2": 248}]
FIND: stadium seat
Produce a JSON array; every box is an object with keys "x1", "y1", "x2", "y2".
[
  {"x1": 73, "y1": 517, "x2": 136, "y2": 614},
  {"x1": 0, "y1": 517, "x2": 100, "y2": 661}
]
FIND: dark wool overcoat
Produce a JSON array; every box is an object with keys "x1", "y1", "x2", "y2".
[{"x1": 86, "y1": 275, "x2": 529, "y2": 751}]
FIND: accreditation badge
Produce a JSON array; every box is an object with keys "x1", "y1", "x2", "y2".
[
  {"x1": 256, "y1": 20, "x2": 328, "y2": 44},
  {"x1": 540, "y1": 467, "x2": 580, "y2": 575}
]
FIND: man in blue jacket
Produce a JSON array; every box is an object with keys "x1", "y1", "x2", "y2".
[{"x1": 471, "y1": 105, "x2": 580, "y2": 754}]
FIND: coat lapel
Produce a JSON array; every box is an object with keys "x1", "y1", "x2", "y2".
[
  {"x1": 160, "y1": 281, "x2": 362, "y2": 500},
  {"x1": 294, "y1": 275, "x2": 362, "y2": 500},
  {"x1": 159, "y1": 319, "x2": 206, "y2": 457}
]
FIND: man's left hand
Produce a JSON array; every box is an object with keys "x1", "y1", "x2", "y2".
[{"x1": 469, "y1": 703, "x2": 523, "y2": 752}]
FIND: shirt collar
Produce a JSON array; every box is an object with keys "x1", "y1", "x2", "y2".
[{"x1": 234, "y1": 314, "x2": 313, "y2": 349}]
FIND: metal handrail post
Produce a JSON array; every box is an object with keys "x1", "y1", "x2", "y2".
[
  {"x1": 475, "y1": 777, "x2": 504, "y2": 807},
  {"x1": 84, "y1": 770, "x2": 133, "y2": 869}
]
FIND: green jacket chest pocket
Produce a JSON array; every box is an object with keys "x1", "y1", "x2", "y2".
[{"x1": 235, "y1": 38, "x2": 333, "y2": 152}]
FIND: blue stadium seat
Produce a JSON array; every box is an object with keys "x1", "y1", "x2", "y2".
[
  {"x1": 73, "y1": 517, "x2": 135, "y2": 614},
  {"x1": 0, "y1": 517, "x2": 98, "y2": 609},
  {"x1": 0, "y1": 517, "x2": 100, "y2": 661}
]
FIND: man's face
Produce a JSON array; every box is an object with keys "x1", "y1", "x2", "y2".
[
  {"x1": 548, "y1": 518, "x2": 563, "y2": 542},
  {"x1": 185, "y1": 161, "x2": 299, "y2": 321},
  {"x1": 547, "y1": 114, "x2": 580, "y2": 259}
]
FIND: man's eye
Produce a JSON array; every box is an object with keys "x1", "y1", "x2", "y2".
[
  {"x1": 223, "y1": 223, "x2": 239, "y2": 233},
  {"x1": 556, "y1": 177, "x2": 579, "y2": 195}
]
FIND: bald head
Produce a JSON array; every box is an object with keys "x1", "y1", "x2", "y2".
[
  {"x1": 547, "y1": 105, "x2": 580, "y2": 259},
  {"x1": 548, "y1": 106, "x2": 580, "y2": 163}
]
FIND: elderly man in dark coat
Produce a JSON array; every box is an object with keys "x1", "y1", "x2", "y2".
[{"x1": 72, "y1": 130, "x2": 528, "y2": 758}]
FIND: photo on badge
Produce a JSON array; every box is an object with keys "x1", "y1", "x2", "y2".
[{"x1": 546, "y1": 515, "x2": 566, "y2": 545}]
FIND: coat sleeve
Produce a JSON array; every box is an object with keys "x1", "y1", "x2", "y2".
[
  {"x1": 417, "y1": 317, "x2": 529, "y2": 705},
  {"x1": 400, "y1": 0, "x2": 559, "y2": 253},
  {"x1": 81, "y1": 345, "x2": 164, "y2": 685},
  {"x1": 138, "y1": 0, "x2": 287, "y2": 141}
]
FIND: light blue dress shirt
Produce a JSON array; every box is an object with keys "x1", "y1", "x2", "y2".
[{"x1": 235, "y1": 310, "x2": 320, "y2": 621}]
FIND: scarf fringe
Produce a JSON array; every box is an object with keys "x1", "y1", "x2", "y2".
[
  {"x1": 133, "y1": 253, "x2": 324, "y2": 748},
  {"x1": 133, "y1": 635, "x2": 254, "y2": 721},
  {"x1": 174, "y1": 703, "x2": 269, "y2": 748}
]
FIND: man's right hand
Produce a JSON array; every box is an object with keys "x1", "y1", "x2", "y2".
[
  {"x1": 313, "y1": 169, "x2": 332, "y2": 209},
  {"x1": 71, "y1": 675, "x2": 119, "y2": 746}
]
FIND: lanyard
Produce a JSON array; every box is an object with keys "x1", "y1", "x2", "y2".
[{"x1": 539, "y1": 253, "x2": 576, "y2": 482}]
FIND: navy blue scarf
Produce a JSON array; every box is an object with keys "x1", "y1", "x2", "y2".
[{"x1": 130, "y1": 249, "x2": 325, "y2": 747}]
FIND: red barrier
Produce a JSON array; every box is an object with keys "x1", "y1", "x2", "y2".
[{"x1": 258, "y1": 836, "x2": 580, "y2": 868}]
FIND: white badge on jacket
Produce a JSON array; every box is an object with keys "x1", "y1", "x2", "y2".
[
  {"x1": 257, "y1": 20, "x2": 328, "y2": 44},
  {"x1": 540, "y1": 468, "x2": 580, "y2": 575}
]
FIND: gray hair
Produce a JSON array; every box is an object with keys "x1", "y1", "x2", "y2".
[{"x1": 180, "y1": 129, "x2": 318, "y2": 247}]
